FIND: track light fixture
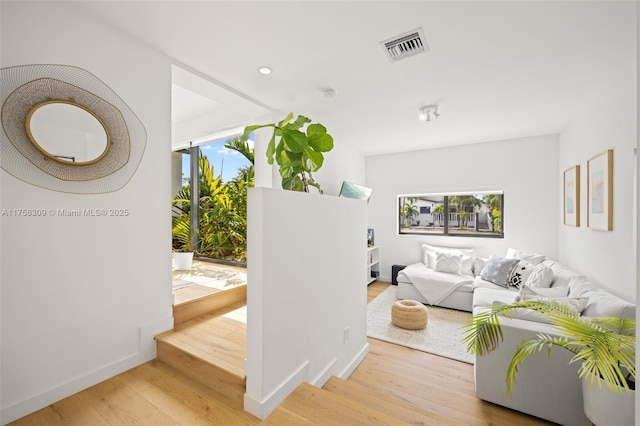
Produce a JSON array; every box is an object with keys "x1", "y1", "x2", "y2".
[{"x1": 419, "y1": 105, "x2": 440, "y2": 122}]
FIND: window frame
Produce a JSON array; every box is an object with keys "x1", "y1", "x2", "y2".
[{"x1": 397, "y1": 191, "x2": 504, "y2": 238}]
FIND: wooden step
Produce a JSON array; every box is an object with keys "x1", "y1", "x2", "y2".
[
  {"x1": 173, "y1": 284, "x2": 246, "y2": 325},
  {"x1": 323, "y1": 376, "x2": 461, "y2": 425},
  {"x1": 264, "y1": 382, "x2": 406, "y2": 425},
  {"x1": 156, "y1": 305, "x2": 247, "y2": 409}
]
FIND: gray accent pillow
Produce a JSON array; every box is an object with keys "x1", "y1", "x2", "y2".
[{"x1": 481, "y1": 256, "x2": 520, "y2": 287}]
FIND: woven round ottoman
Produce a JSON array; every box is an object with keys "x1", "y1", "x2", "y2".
[{"x1": 391, "y1": 300, "x2": 428, "y2": 330}]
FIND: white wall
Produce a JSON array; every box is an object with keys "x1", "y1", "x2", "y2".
[
  {"x1": 244, "y1": 187, "x2": 369, "y2": 419},
  {"x1": 636, "y1": 2, "x2": 639, "y2": 421},
  {"x1": 314, "y1": 138, "x2": 366, "y2": 197},
  {"x1": 0, "y1": 3, "x2": 173, "y2": 423},
  {"x1": 366, "y1": 135, "x2": 559, "y2": 281},
  {"x1": 558, "y1": 53, "x2": 636, "y2": 303},
  {"x1": 171, "y1": 152, "x2": 183, "y2": 198}
]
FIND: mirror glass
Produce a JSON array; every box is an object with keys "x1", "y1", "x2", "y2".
[{"x1": 26, "y1": 102, "x2": 109, "y2": 164}]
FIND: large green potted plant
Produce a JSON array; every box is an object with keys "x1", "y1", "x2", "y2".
[
  {"x1": 463, "y1": 299, "x2": 635, "y2": 425},
  {"x1": 239, "y1": 112, "x2": 334, "y2": 193}
]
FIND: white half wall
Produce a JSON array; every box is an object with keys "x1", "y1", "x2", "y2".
[
  {"x1": 558, "y1": 50, "x2": 637, "y2": 303},
  {"x1": 245, "y1": 187, "x2": 369, "y2": 419},
  {"x1": 365, "y1": 135, "x2": 559, "y2": 281},
  {"x1": 1, "y1": 3, "x2": 173, "y2": 423}
]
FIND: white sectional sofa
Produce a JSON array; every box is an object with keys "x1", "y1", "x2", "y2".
[{"x1": 396, "y1": 245, "x2": 636, "y2": 425}]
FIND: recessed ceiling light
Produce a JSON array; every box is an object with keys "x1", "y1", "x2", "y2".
[{"x1": 258, "y1": 66, "x2": 272, "y2": 75}]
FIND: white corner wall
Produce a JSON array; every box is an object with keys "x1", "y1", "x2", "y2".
[
  {"x1": 558, "y1": 46, "x2": 636, "y2": 302},
  {"x1": 314, "y1": 137, "x2": 367, "y2": 197},
  {"x1": 1, "y1": 3, "x2": 173, "y2": 424},
  {"x1": 366, "y1": 135, "x2": 559, "y2": 281},
  {"x1": 244, "y1": 187, "x2": 369, "y2": 419}
]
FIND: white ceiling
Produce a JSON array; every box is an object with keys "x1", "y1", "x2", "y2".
[{"x1": 75, "y1": 1, "x2": 635, "y2": 156}]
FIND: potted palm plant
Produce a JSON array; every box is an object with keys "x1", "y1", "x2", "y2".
[
  {"x1": 171, "y1": 213, "x2": 195, "y2": 271},
  {"x1": 463, "y1": 299, "x2": 635, "y2": 425}
]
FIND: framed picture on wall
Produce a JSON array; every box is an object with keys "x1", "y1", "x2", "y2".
[
  {"x1": 587, "y1": 149, "x2": 613, "y2": 231},
  {"x1": 563, "y1": 165, "x2": 580, "y2": 227}
]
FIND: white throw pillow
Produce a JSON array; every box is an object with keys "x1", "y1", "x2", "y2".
[
  {"x1": 505, "y1": 248, "x2": 546, "y2": 265},
  {"x1": 421, "y1": 244, "x2": 475, "y2": 269},
  {"x1": 473, "y1": 257, "x2": 488, "y2": 277},
  {"x1": 434, "y1": 252, "x2": 462, "y2": 274},
  {"x1": 507, "y1": 260, "x2": 535, "y2": 289},
  {"x1": 461, "y1": 255, "x2": 475, "y2": 277},
  {"x1": 525, "y1": 263, "x2": 554, "y2": 288}
]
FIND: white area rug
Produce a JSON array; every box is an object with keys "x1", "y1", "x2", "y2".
[
  {"x1": 367, "y1": 286, "x2": 474, "y2": 364},
  {"x1": 172, "y1": 260, "x2": 247, "y2": 290}
]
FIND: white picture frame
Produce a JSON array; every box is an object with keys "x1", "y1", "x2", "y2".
[
  {"x1": 587, "y1": 149, "x2": 613, "y2": 231},
  {"x1": 563, "y1": 165, "x2": 580, "y2": 227}
]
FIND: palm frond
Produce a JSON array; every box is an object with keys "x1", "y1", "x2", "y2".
[
  {"x1": 225, "y1": 136, "x2": 255, "y2": 164},
  {"x1": 463, "y1": 298, "x2": 636, "y2": 395},
  {"x1": 506, "y1": 334, "x2": 575, "y2": 395}
]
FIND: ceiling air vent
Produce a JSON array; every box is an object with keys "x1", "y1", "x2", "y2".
[{"x1": 380, "y1": 28, "x2": 428, "y2": 62}]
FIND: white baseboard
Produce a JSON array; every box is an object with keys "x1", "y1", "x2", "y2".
[
  {"x1": 1, "y1": 350, "x2": 156, "y2": 425},
  {"x1": 339, "y1": 342, "x2": 370, "y2": 379},
  {"x1": 139, "y1": 316, "x2": 174, "y2": 353},
  {"x1": 244, "y1": 361, "x2": 310, "y2": 420},
  {"x1": 311, "y1": 358, "x2": 337, "y2": 387},
  {"x1": 2, "y1": 316, "x2": 173, "y2": 425}
]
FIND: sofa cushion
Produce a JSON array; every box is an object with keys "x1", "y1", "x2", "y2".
[
  {"x1": 524, "y1": 263, "x2": 554, "y2": 288},
  {"x1": 567, "y1": 276, "x2": 598, "y2": 298},
  {"x1": 481, "y1": 256, "x2": 520, "y2": 287},
  {"x1": 581, "y1": 290, "x2": 636, "y2": 319},
  {"x1": 515, "y1": 284, "x2": 568, "y2": 301},
  {"x1": 492, "y1": 301, "x2": 553, "y2": 324},
  {"x1": 548, "y1": 262, "x2": 581, "y2": 288},
  {"x1": 473, "y1": 276, "x2": 507, "y2": 290},
  {"x1": 473, "y1": 287, "x2": 518, "y2": 309}
]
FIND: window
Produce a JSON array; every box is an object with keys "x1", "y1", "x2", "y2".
[{"x1": 398, "y1": 192, "x2": 504, "y2": 238}]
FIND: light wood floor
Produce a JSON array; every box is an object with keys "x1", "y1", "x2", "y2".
[{"x1": 10, "y1": 281, "x2": 551, "y2": 425}]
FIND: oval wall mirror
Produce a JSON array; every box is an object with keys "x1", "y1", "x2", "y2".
[{"x1": 25, "y1": 101, "x2": 110, "y2": 164}]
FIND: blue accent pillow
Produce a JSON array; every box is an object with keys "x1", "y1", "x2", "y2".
[{"x1": 481, "y1": 256, "x2": 521, "y2": 287}]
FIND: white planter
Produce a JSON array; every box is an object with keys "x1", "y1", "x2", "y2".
[
  {"x1": 582, "y1": 375, "x2": 635, "y2": 426},
  {"x1": 173, "y1": 252, "x2": 194, "y2": 271}
]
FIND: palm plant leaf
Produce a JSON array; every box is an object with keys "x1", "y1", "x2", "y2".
[
  {"x1": 463, "y1": 298, "x2": 636, "y2": 395},
  {"x1": 224, "y1": 136, "x2": 255, "y2": 164},
  {"x1": 506, "y1": 334, "x2": 576, "y2": 395}
]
